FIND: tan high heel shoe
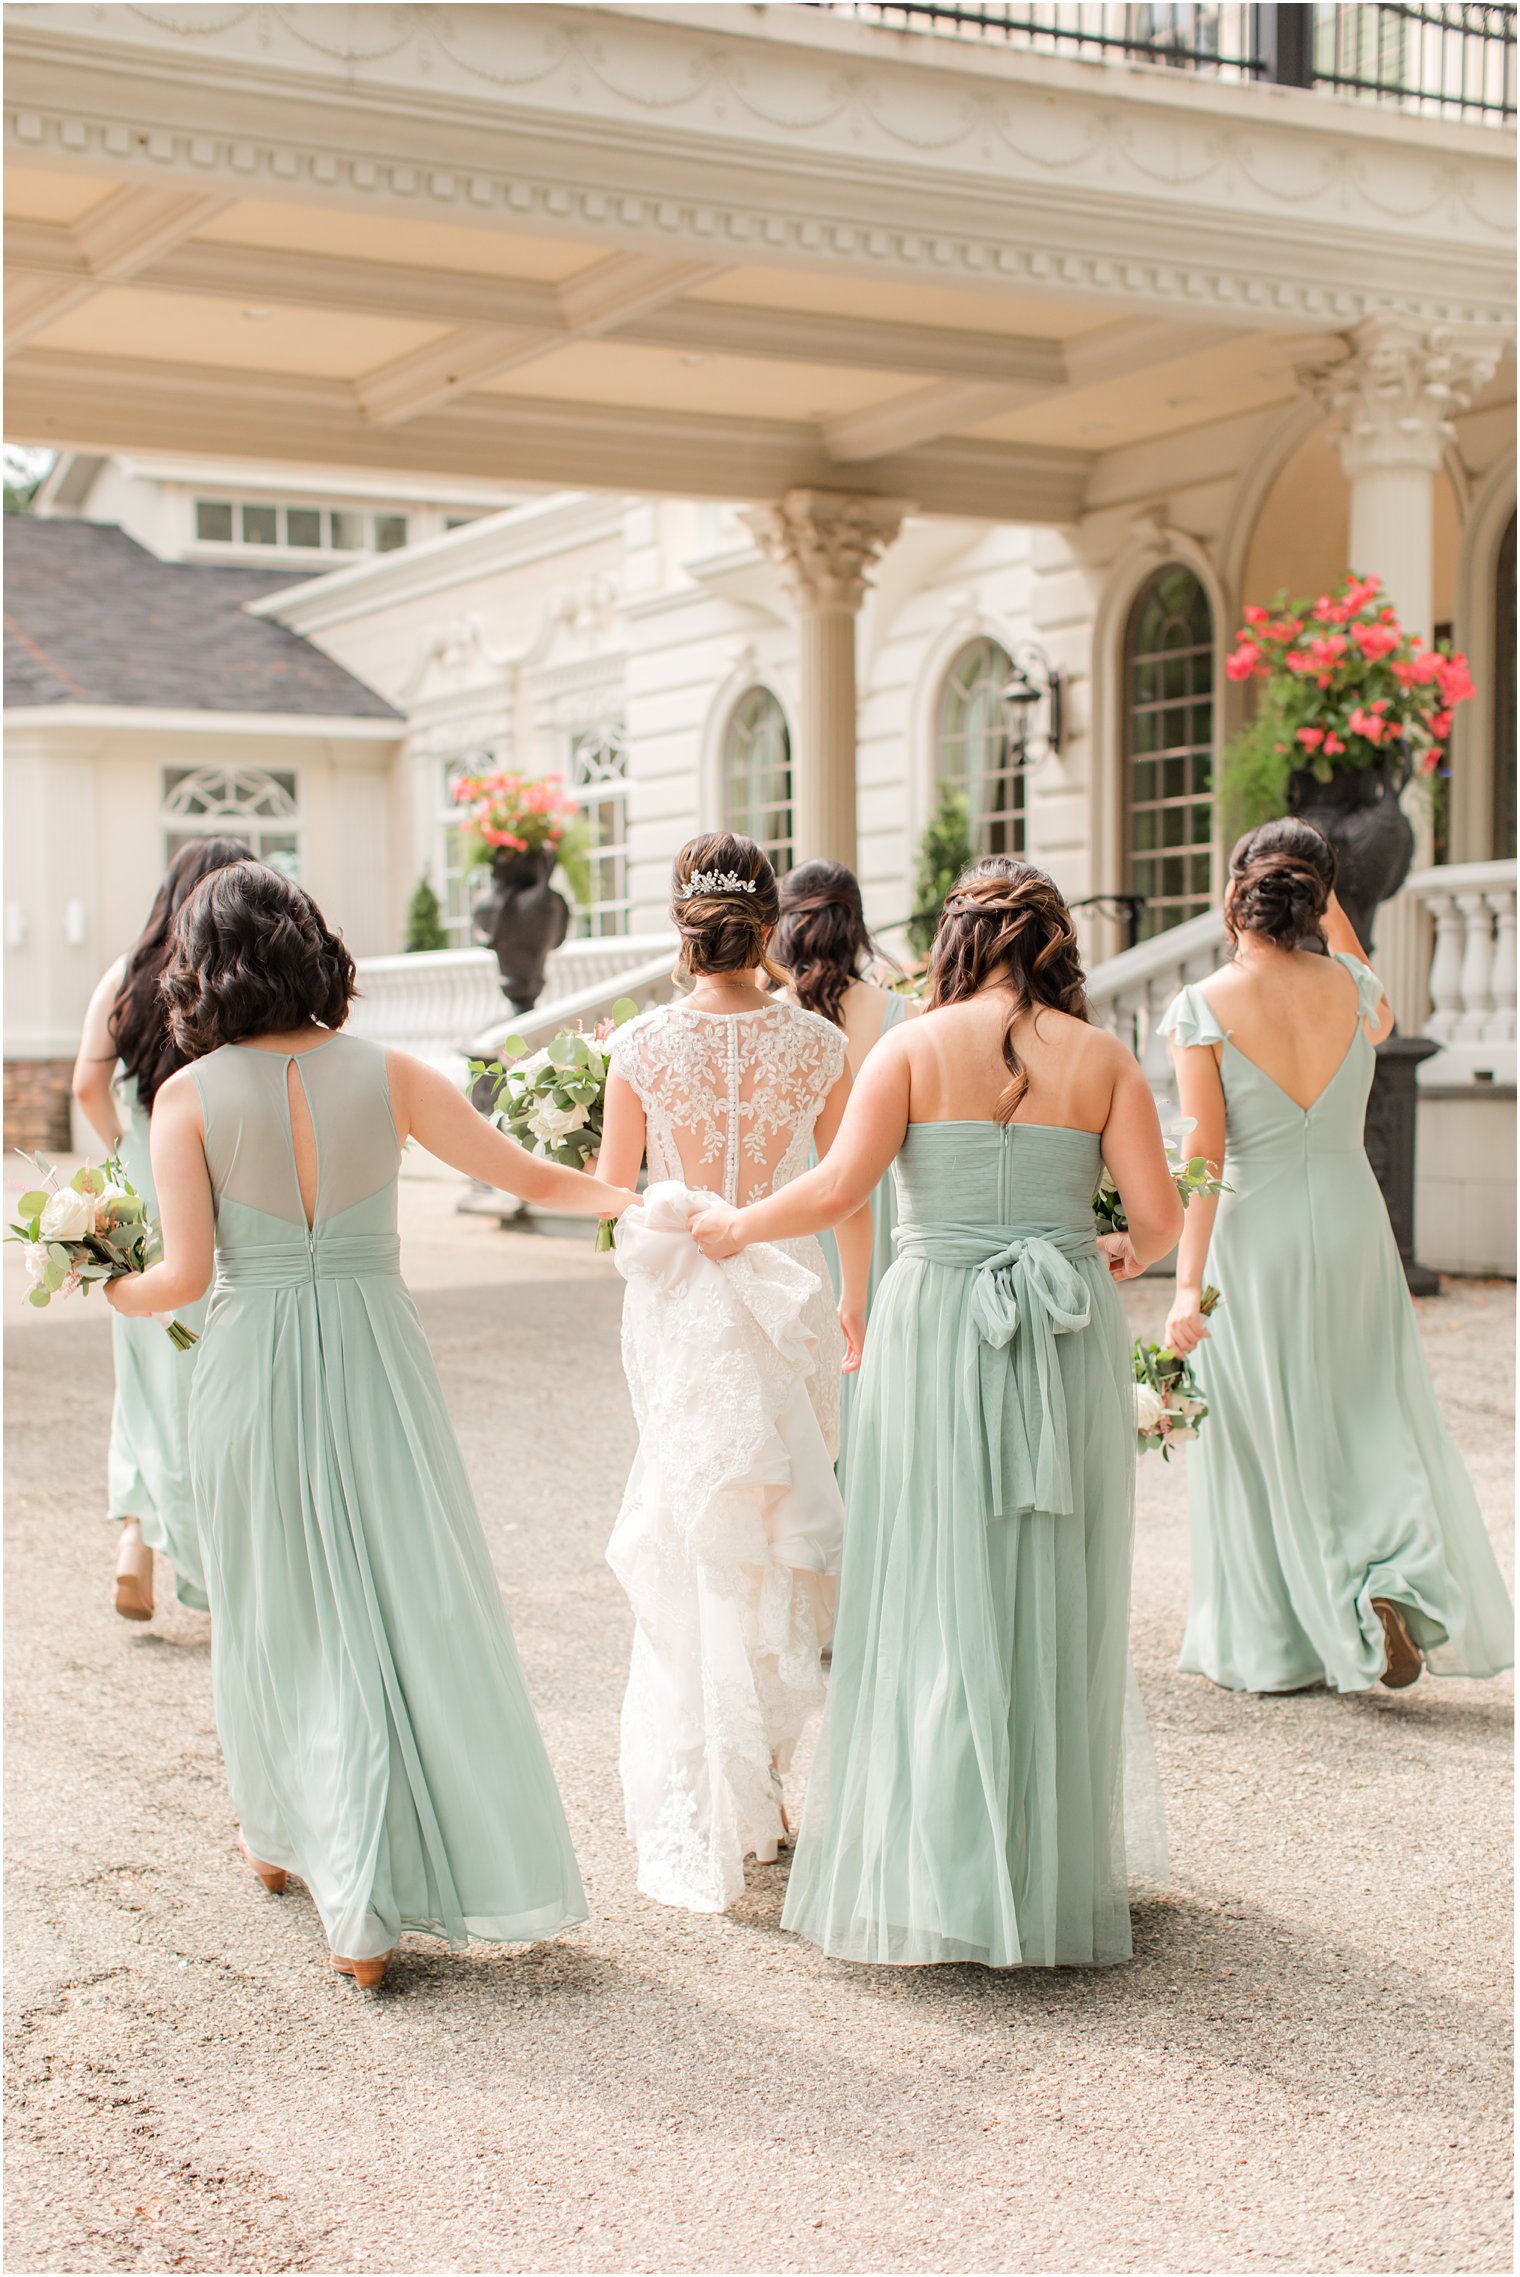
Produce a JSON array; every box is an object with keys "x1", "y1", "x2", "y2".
[
  {"x1": 332, "y1": 1953, "x2": 392, "y2": 1990},
  {"x1": 237, "y1": 1833, "x2": 288, "y2": 1895},
  {"x1": 1372, "y1": 1598, "x2": 1423, "y2": 1689},
  {"x1": 114, "y1": 1520, "x2": 154, "y2": 1622}
]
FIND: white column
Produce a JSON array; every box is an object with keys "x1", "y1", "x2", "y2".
[
  {"x1": 1300, "y1": 316, "x2": 1502, "y2": 1025},
  {"x1": 742, "y1": 489, "x2": 908, "y2": 869}
]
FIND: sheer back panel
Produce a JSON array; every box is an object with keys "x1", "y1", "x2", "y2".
[
  {"x1": 611, "y1": 1002, "x2": 845, "y2": 1206},
  {"x1": 194, "y1": 1035, "x2": 401, "y2": 1227}
]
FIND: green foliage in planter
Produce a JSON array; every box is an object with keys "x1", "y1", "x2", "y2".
[
  {"x1": 909, "y1": 786, "x2": 974, "y2": 958},
  {"x1": 404, "y1": 877, "x2": 449, "y2": 954}
]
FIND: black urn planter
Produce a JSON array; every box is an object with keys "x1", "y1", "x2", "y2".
[
  {"x1": 471, "y1": 846, "x2": 570, "y2": 1017},
  {"x1": 1283, "y1": 752, "x2": 1415, "y2": 957},
  {"x1": 1285, "y1": 749, "x2": 1437, "y2": 1294}
]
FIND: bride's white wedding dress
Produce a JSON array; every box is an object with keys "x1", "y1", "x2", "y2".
[{"x1": 607, "y1": 999, "x2": 847, "y2": 1912}]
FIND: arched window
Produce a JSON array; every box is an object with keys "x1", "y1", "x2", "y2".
[
  {"x1": 723, "y1": 688, "x2": 792, "y2": 871},
  {"x1": 161, "y1": 764, "x2": 300, "y2": 878},
  {"x1": 1123, "y1": 567, "x2": 1214, "y2": 940},
  {"x1": 935, "y1": 637, "x2": 1025, "y2": 858},
  {"x1": 1494, "y1": 511, "x2": 1516, "y2": 862}
]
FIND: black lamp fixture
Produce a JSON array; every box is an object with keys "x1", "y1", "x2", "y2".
[{"x1": 1001, "y1": 643, "x2": 1063, "y2": 767}]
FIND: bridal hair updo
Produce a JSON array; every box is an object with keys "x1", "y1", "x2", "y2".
[
  {"x1": 161, "y1": 860, "x2": 358, "y2": 1058},
  {"x1": 928, "y1": 856, "x2": 1089, "y2": 1122},
  {"x1": 1225, "y1": 817, "x2": 1336, "y2": 951},
  {"x1": 670, "y1": 831, "x2": 786, "y2": 988},
  {"x1": 110, "y1": 836, "x2": 255, "y2": 1109},
  {"x1": 775, "y1": 859, "x2": 873, "y2": 1028}
]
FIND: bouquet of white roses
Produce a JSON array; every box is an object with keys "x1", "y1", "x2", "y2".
[
  {"x1": 1094, "y1": 1119, "x2": 1229, "y2": 1238},
  {"x1": 469, "y1": 997, "x2": 640, "y2": 1248},
  {"x1": 8, "y1": 1155, "x2": 197, "y2": 1347},
  {"x1": 1132, "y1": 1288, "x2": 1220, "y2": 1459}
]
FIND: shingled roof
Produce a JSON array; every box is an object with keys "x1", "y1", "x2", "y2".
[{"x1": 3, "y1": 518, "x2": 401, "y2": 721}]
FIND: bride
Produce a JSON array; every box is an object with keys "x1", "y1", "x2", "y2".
[{"x1": 596, "y1": 832, "x2": 873, "y2": 1911}]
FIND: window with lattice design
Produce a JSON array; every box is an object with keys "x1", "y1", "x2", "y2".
[
  {"x1": 723, "y1": 689, "x2": 793, "y2": 872},
  {"x1": 571, "y1": 725, "x2": 631, "y2": 938},
  {"x1": 936, "y1": 637, "x2": 1027, "y2": 859},
  {"x1": 161, "y1": 765, "x2": 300, "y2": 878},
  {"x1": 1123, "y1": 568, "x2": 1215, "y2": 940}
]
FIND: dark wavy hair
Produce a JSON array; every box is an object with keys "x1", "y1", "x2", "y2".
[
  {"x1": 927, "y1": 856, "x2": 1089, "y2": 1122},
  {"x1": 670, "y1": 832, "x2": 786, "y2": 988},
  {"x1": 108, "y1": 837, "x2": 256, "y2": 1109},
  {"x1": 1226, "y1": 817, "x2": 1336, "y2": 951},
  {"x1": 162, "y1": 861, "x2": 357, "y2": 1060},
  {"x1": 775, "y1": 859, "x2": 874, "y2": 1028}
]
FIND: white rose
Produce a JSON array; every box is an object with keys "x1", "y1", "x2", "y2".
[
  {"x1": 528, "y1": 1098, "x2": 591, "y2": 1147},
  {"x1": 23, "y1": 1241, "x2": 50, "y2": 1289},
  {"x1": 39, "y1": 1186, "x2": 94, "y2": 1241},
  {"x1": 1133, "y1": 1382, "x2": 1165, "y2": 1433}
]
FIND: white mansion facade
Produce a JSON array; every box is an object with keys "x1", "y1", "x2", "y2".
[{"x1": 3, "y1": 3, "x2": 1514, "y2": 1267}]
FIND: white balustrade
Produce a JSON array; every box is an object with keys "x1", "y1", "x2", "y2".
[
  {"x1": 351, "y1": 933, "x2": 678, "y2": 1074},
  {"x1": 1404, "y1": 859, "x2": 1517, "y2": 1086}
]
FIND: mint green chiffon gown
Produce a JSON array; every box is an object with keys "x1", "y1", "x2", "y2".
[
  {"x1": 109, "y1": 1073, "x2": 208, "y2": 1608},
  {"x1": 1159, "y1": 955, "x2": 1514, "y2": 1695},
  {"x1": 817, "y1": 990, "x2": 911, "y2": 1483},
  {"x1": 782, "y1": 1121, "x2": 1166, "y2": 1968},
  {"x1": 187, "y1": 1034, "x2": 586, "y2": 1962}
]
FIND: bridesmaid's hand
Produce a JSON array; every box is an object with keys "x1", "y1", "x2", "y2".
[
  {"x1": 839, "y1": 1303, "x2": 865, "y2": 1375},
  {"x1": 690, "y1": 1202, "x2": 745, "y2": 1260},
  {"x1": 1096, "y1": 1231, "x2": 1143, "y2": 1282},
  {"x1": 1163, "y1": 1287, "x2": 1211, "y2": 1356}
]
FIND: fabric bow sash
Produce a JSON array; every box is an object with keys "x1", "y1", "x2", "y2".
[{"x1": 893, "y1": 1221, "x2": 1096, "y2": 1522}]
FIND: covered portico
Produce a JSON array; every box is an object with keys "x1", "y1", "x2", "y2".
[{"x1": 6, "y1": 1, "x2": 1514, "y2": 879}]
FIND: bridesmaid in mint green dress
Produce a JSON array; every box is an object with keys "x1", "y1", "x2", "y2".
[
  {"x1": 776, "y1": 860, "x2": 915, "y2": 1480},
  {"x1": 693, "y1": 859, "x2": 1182, "y2": 1966},
  {"x1": 109, "y1": 860, "x2": 635, "y2": 1986},
  {"x1": 72, "y1": 838, "x2": 253, "y2": 1620},
  {"x1": 1161, "y1": 819, "x2": 1513, "y2": 1697}
]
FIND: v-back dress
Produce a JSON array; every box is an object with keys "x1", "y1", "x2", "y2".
[
  {"x1": 187, "y1": 1033, "x2": 586, "y2": 1961},
  {"x1": 781, "y1": 1119, "x2": 1167, "y2": 1968},
  {"x1": 607, "y1": 998, "x2": 847, "y2": 1911},
  {"x1": 1160, "y1": 955, "x2": 1514, "y2": 1695},
  {"x1": 108, "y1": 1070, "x2": 208, "y2": 1608}
]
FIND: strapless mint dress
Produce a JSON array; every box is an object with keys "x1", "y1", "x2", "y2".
[
  {"x1": 782, "y1": 1120, "x2": 1164, "y2": 1968},
  {"x1": 187, "y1": 1034, "x2": 586, "y2": 1961},
  {"x1": 1160, "y1": 954, "x2": 1514, "y2": 1694},
  {"x1": 108, "y1": 1073, "x2": 208, "y2": 1608}
]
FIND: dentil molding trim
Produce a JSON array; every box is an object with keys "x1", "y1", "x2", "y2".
[{"x1": 4, "y1": 6, "x2": 1514, "y2": 329}]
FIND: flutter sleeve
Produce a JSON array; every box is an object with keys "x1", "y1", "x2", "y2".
[
  {"x1": 1156, "y1": 983, "x2": 1226, "y2": 1051},
  {"x1": 608, "y1": 1011, "x2": 658, "y2": 1106},
  {"x1": 1334, "y1": 952, "x2": 1387, "y2": 1021}
]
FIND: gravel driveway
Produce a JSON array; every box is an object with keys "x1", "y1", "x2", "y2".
[{"x1": 5, "y1": 1159, "x2": 1512, "y2": 2273}]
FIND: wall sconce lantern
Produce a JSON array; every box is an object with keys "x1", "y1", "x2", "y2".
[{"x1": 1001, "y1": 644, "x2": 1063, "y2": 768}]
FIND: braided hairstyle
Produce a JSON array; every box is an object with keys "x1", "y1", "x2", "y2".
[
  {"x1": 670, "y1": 832, "x2": 786, "y2": 989},
  {"x1": 775, "y1": 859, "x2": 873, "y2": 1028},
  {"x1": 928, "y1": 856, "x2": 1088, "y2": 1122},
  {"x1": 109, "y1": 837, "x2": 255, "y2": 1109},
  {"x1": 161, "y1": 860, "x2": 357, "y2": 1059},
  {"x1": 1225, "y1": 818, "x2": 1335, "y2": 951}
]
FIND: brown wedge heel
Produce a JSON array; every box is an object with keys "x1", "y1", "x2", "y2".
[
  {"x1": 332, "y1": 1953, "x2": 392, "y2": 1990},
  {"x1": 1372, "y1": 1597, "x2": 1423, "y2": 1690}
]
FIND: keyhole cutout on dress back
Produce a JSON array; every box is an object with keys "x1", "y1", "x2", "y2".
[{"x1": 286, "y1": 1058, "x2": 319, "y2": 1229}]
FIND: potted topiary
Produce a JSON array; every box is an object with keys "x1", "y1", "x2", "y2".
[
  {"x1": 1221, "y1": 572, "x2": 1475, "y2": 951},
  {"x1": 451, "y1": 767, "x2": 588, "y2": 1012}
]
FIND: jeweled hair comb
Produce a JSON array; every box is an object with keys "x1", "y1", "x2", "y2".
[{"x1": 676, "y1": 870, "x2": 758, "y2": 898}]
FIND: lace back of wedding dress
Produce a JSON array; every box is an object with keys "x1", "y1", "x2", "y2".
[{"x1": 610, "y1": 1000, "x2": 845, "y2": 1206}]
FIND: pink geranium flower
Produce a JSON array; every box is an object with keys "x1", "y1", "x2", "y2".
[
  {"x1": 1297, "y1": 726, "x2": 1326, "y2": 750},
  {"x1": 1348, "y1": 709, "x2": 1387, "y2": 744}
]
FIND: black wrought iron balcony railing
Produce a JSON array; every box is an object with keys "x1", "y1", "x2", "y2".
[{"x1": 817, "y1": 4, "x2": 1517, "y2": 124}]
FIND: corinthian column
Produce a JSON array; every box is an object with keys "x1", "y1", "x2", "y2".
[
  {"x1": 1299, "y1": 314, "x2": 1502, "y2": 637},
  {"x1": 742, "y1": 489, "x2": 909, "y2": 869}
]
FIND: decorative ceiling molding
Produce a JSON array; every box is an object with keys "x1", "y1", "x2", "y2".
[
  {"x1": 4, "y1": 182, "x2": 227, "y2": 348},
  {"x1": 5, "y1": 347, "x2": 1094, "y2": 521},
  {"x1": 4, "y1": 7, "x2": 1513, "y2": 331}
]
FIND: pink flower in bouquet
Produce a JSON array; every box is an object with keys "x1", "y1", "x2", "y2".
[{"x1": 1351, "y1": 620, "x2": 1401, "y2": 662}]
